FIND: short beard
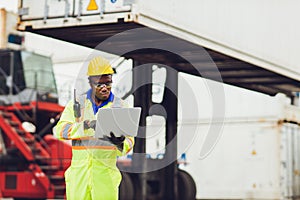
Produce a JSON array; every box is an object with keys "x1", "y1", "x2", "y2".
[{"x1": 95, "y1": 93, "x2": 108, "y2": 102}]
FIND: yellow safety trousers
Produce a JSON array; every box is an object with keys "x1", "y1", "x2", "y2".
[{"x1": 65, "y1": 147, "x2": 121, "y2": 200}]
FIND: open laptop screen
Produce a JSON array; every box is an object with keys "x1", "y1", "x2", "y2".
[{"x1": 95, "y1": 107, "x2": 141, "y2": 138}]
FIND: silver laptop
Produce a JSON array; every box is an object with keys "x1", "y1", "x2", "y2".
[{"x1": 95, "y1": 107, "x2": 141, "y2": 138}]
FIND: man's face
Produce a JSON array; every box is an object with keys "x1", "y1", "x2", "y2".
[{"x1": 89, "y1": 75, "x2": 112, "y2": 101}]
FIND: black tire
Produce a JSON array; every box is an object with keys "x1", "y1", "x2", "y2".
[
  {"x1": 119, "y1": 172, "x2": 134, "y2": 200},
  {"x1": 178, "y1": 169, "x2": 197, "y2": 200}
]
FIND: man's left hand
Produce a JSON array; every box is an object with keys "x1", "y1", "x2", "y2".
[{"x1": 105, "y1": 132, "x2": 125, "y2": 151}]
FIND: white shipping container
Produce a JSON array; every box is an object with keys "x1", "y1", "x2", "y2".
[
  {"x1": 174, "y1": 73, "x2": 300, "y2": 199},
  {"x1": 142, "y1": 72, "x2": 300, "y2": 199},
  {"x1": 177, "y1": 119, "x2": 299, "y2": 199},
  {"x1": 21, "y1": 0, "x2": 74, "y2": 20},
  {"x1": 20, "y1": 0, "x2": 131, "y2": 20},
  {"x1": 136, "y1": 0, "x2": 300, "y2": 82}
]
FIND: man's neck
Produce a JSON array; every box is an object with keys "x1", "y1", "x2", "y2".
[{"x1": 92, "y1": 96, "x2": 103, "y2": 106}]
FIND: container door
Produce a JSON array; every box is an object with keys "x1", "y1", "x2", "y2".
[{"x1": 281, "y1": 123, "x2": 300, "y2": 198}]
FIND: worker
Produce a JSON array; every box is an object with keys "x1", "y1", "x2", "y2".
[{"x1": 53, "y1": 56, "x2": 134, "y2": 200}]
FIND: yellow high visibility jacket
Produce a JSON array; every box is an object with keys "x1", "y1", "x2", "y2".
[{"x1": 53, "y1": 92, "x2": 134, "y2": 200}]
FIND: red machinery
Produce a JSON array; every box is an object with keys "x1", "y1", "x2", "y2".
[{"x1": 0, "y1": 49, "x2": 72, "y2": 199}]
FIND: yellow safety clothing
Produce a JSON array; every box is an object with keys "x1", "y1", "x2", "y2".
[
  {"x1": 54, "y1": 92, "x2": 134, "y2": 200},
  {"x1": 87, "y1": 56, "x2": 114, "y2": 76}
]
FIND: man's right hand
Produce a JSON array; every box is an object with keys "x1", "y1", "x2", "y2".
[{"x1": 83, "y1": 120, "x2": 96, "y2": 130}]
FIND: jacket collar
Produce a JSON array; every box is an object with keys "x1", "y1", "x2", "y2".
[{"x1": 86, "y1": 89, "x2": 114, "y2": 114}]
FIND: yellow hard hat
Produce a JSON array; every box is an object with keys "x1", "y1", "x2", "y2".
[{"x1": 87, "y1": 56, "x2": 114, "y2": 76}]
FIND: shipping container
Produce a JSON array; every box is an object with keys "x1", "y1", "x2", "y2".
[{"x1": 171, "y1": 73, "x2": 300, "y2": 199}]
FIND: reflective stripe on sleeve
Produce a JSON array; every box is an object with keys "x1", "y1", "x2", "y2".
[
  {"x1": 125, "y1": 137, "x2": 134, "y2": 153},
  {"x1": 61, "y1": 123, "x2": 72, "y2": 139}
]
